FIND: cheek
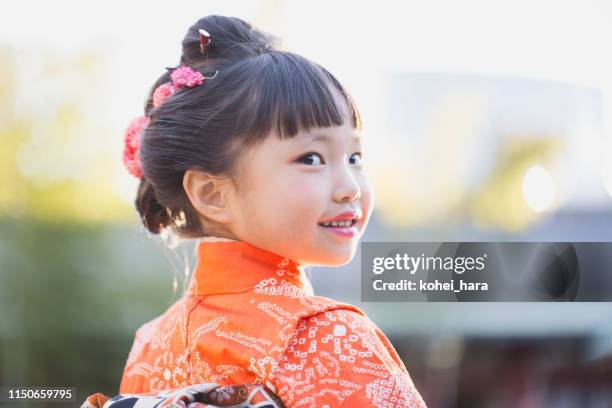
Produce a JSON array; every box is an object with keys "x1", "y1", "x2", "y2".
[
  {"x1": 241, "y1": 172, "x2": 325, "y2": 228},
  {"x1": 276, "y1": 174, "x2": 326, "y2": 221}
]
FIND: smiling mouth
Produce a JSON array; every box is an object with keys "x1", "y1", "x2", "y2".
[{"x1": 317, "y1": 219, "x2": 358, "y2": 228}]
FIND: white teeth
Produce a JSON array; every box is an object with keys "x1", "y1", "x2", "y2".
[{"x1": 320, "y1": 219, "x2": 353, "y2": 227}]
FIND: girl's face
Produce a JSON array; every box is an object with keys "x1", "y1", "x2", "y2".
[{"x1": 228, "y1": 106, "x2": 374, "y2": 266}]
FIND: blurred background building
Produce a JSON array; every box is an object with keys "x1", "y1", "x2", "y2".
[{"x1": 1, "y1": 1, "x2": 612, "y2": 406}]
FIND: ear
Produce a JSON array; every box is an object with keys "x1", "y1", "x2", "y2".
[{"x1": 183, "y1": 169, "x2": 235, "y2": 225}]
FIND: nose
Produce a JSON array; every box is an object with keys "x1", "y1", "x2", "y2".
[{"x1": 333, "y1": 162, "x2": 361, "y2": 203}]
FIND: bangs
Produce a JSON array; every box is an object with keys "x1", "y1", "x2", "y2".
[{"x1": 211, "y1": 51, "x2": 362, "y2": 147}]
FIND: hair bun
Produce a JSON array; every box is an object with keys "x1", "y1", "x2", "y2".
[
  {"x1": 180, "y1": 15, "x2": 278, "y2": 67},
  {"x1": 135, "y1": 178, "x2": 171, "y2": 235}
]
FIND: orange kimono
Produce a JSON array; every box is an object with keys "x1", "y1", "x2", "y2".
[{"x1": 119, "y1": 238, "x2": 427, "y2": 407}]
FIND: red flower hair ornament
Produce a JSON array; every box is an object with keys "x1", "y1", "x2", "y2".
[{"x1": 122, "y1": 35, "x2": 217, "y2": 180}]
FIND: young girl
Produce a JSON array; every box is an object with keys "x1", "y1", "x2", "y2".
[{"x1": 107, "y1": 15, "x2": 426, "y2": 408}]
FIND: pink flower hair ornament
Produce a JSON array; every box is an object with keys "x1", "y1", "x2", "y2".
[
  {"x1": 121, "y1": 63, "x2": 218, "y2": 180},
  {"x1": 122, "y1": 115, "x2": 150, "y2": 179}
]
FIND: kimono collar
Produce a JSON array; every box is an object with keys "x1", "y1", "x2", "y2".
[{"x1": 186, "y1": 238, "x2": 314, "y2": 297}]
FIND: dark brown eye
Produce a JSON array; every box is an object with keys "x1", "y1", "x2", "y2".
[
  {"x1": 350, "y1": 152, "x2": 362, "y2": 165},
  {"x1": 298, "y1": 152, "x2": 324, "y2": 166}
]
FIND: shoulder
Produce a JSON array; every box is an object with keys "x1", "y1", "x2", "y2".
[
  {"x1": 120, "y1": 297, "x2": 199, "y2": 393},
  {"x1": 269, "y1": 307, "x2": 427, "y2": 407},
  {"x1": 126, "y1": 297, "x2": 194, "y2": 364},
  {"x1": 132, "y1": 297, "x2": 191, "y2": 340}
]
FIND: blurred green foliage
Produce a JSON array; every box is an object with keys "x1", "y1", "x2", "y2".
[{"x1": 0, "y1": 219, "x2": 190, "y2": 406}]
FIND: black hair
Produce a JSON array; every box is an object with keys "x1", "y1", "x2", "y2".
[{"x1": 135, "y1": 15, "x2": 362, "y2": 238}]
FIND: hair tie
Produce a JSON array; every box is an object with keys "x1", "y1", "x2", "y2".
[{"x1": 122, "y1": 62, "x2": 218, "y2": 180}]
